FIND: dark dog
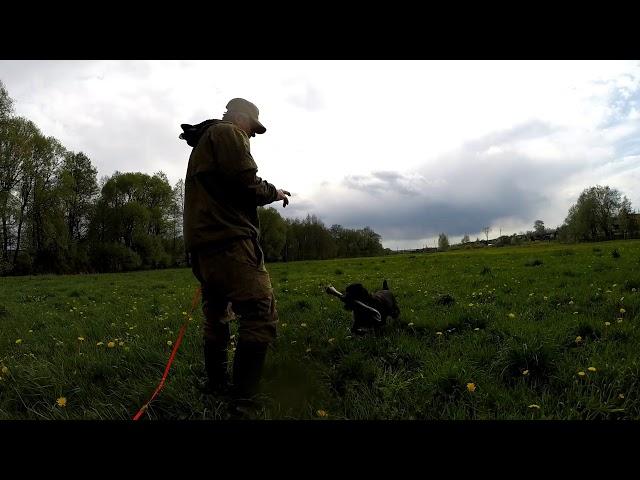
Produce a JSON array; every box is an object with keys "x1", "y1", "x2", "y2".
[{"x1": 327, "y1": 279, "x2": 400, "y2": 335}]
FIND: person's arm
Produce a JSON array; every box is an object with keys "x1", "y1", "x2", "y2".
[
  {"x1": 236, "y1": 168, "x2": 279, "y2": 206},
  {"x1": 214, "y1": 126, "x2": 289, "y2": 207}
]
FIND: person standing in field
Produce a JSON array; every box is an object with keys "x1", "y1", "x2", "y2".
[{"x1": 181, "y1": 98, "x2": 290, "y2": 416}]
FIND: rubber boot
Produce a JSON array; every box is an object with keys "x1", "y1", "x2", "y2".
[
  {"x1": 200, "y1": 339, "x2": 230, "y2": 395},
  {"x1": 229, "y1": 340, "x2": 269, "y2": 418}
]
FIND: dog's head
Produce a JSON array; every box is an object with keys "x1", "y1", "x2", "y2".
[{"x1": 343, "y1": 283, "x2": 371, "y2": 310}]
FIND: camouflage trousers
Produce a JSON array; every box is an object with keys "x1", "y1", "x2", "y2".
[{"x1": 191, "y1": 237, "x2": 278, "y2": 345}]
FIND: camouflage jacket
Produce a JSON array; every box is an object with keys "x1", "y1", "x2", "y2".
[{"x1": 183, "y1": 120, "x2": 278, "y2": 252}]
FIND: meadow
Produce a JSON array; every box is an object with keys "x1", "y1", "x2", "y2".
[{"x1": 1, "y1": 240, "x2": 639, "y2": 420}]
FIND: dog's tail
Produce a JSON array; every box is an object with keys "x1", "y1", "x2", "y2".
[{"x1": 383, "y1": 279, "x2": 389, "y2": 290}]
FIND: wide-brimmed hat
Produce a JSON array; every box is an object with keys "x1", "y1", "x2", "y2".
[{"x1": 226, "y1": 98, "x2": 266, "y2": 134}]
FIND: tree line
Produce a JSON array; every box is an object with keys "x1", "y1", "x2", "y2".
[
  {"x1": 258, "y1": 208, "x2": 387, "y2": 262},
  {"x1": 437, "y1": 185, "x2": 639, "y2": 251}
]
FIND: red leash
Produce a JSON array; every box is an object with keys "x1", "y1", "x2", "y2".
[{"x1": 132, "y1": 287, "x2": 202, "y2": 421}]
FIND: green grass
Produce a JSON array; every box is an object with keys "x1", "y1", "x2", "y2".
[{"x1": 1, "y1": 240, "x2": 639, "y2": 420}]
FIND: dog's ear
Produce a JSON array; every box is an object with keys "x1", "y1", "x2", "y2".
[{"x1": 383, "y1": 279, "x2": 389, "y2": 290}]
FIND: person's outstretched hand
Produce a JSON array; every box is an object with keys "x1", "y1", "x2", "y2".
[{"x1": 276, "y1": 189, "x2": 291, "y2": 207}]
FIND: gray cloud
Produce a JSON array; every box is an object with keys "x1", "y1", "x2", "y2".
[
  {"x1": 344, "y1": 171, "x2": 428, "y2": 196},
  {"x1": 310, "y1": 114, "x2": 640, "y2": 243}
]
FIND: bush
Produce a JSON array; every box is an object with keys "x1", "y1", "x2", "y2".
[
  {"x1": 524, "y1": 259, "x2": 543, "y2": 267},
  {"x1": 438, "y1": 233, "x2": 449, "y2": 252},
  {"x1": 623, "y1": 279, "x2": 640, "y2": 292},
  {"x1": 90, "y1": 243, "x2": 142, "y2": 272},
  {"x1": 480, "y1": 266, "x2": 492, "y2": 275},
  {"x1": 0, "y1": 258, "x2": 12, "y2": 276},
  {"x1": 436, "y1": 293, "x2": 456, "y2": 306},
  {"x1": 493, "y1": 338, "x2": 557, "y2": 387},
  {"x1": 133, "y1": 234, "x2": 171, "y2": 268},
  {"x1": 12, "y1": 252, "x2": 34, "y2": 276}
]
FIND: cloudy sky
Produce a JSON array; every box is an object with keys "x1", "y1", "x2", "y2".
[{"x1": 1, "y1": 60, "x2": 639, "y2": 249}]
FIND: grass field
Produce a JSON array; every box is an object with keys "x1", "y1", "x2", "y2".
[{"x1": 1, "y1": 240, "x2": 640, "y2": 420}]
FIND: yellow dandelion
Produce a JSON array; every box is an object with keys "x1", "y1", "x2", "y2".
[
  {"x1": 56, "y1": 397, "x2": 67, "y2": 407},
  {"x1": 1, "y1": 366, "x2": 8, "y2": 375},
  {"x1": 467, "y1": 383, "x2": 476, "y2": 393},
  {"x1": 620, "y1": 308, "x2": 626, "y2": 314},
  {"x1": 167, "y1": 340, "x2": 173, "y2": 346},
  {"x1": 182, "y1": 311, "x2": 187, "y2": 316},
  {"x1": 575, "y1": 336, "x2": 583, "y2": 344},
  {"x1": 15, "y1": 339, "x2": 22, "y2": 345},
  {"x1": 107, "y1": 341, "x2": 115, "y2": 348},
  {"x1": 316, "y1": 409, "x2": 328, "y2": 417},
  {"x1": 96, "y1": 341, "x2": 104, "y2": 346},
  {"x1": 588, "y1": 367, "x2": 597, "y2": 372},
  {"x1": 508, "y1": 313, "x2": 516, "y2": 318},
  {"x1": 578, "y1": 371, "x2": 586, "y2": 377},
  {"x1": 522, "y1": 370, "x2": 529, "y2": 376},
  {"x1": 605, "y1": 322, "x2": 611, "y2": 326},
  {"x1": 528, "y1": 404, "x2": 541, "y2": 409},
  {"x1": 78, "y1": 337, "x2": 85, "y2": 342}
]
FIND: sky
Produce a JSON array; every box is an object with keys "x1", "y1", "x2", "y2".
[{"x1": 1, "y1": 60, "x2": 639, "y2": 249}]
